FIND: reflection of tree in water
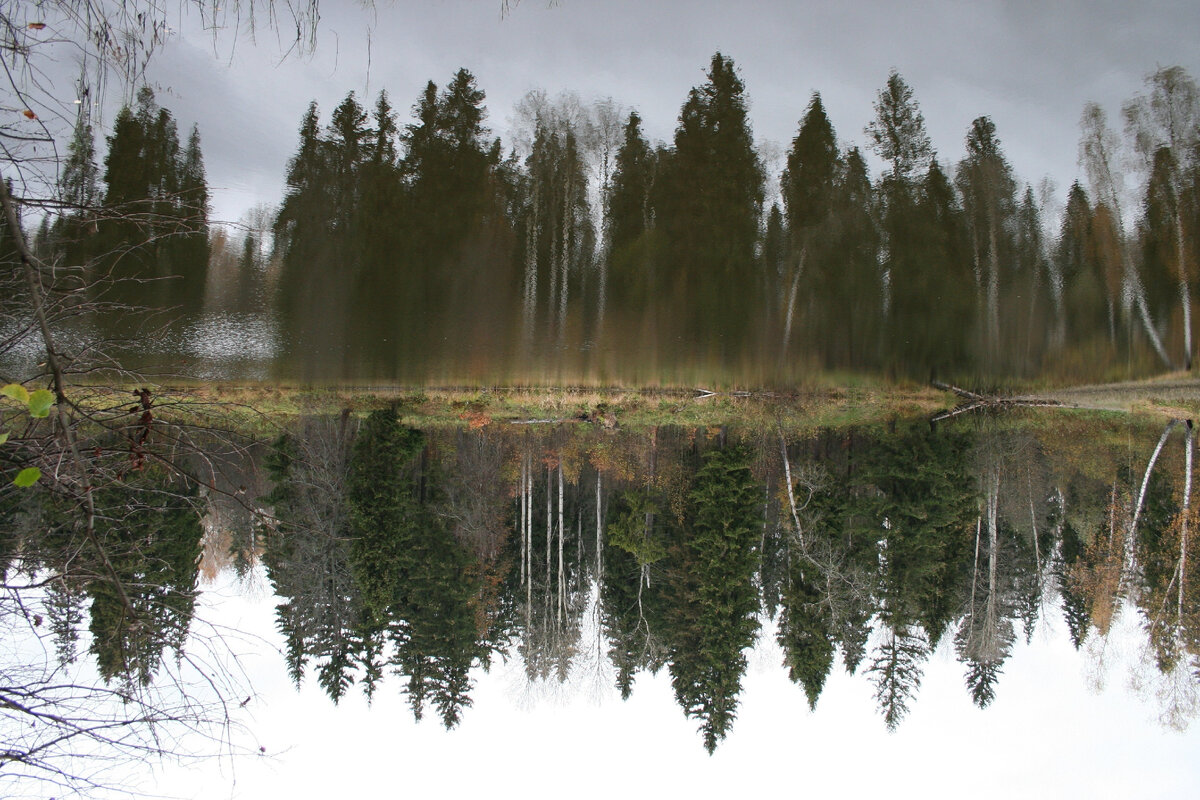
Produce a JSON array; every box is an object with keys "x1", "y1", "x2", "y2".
[
  {"x1": 4, "y1": 462, "x2": 204, "y2": 687},
  {"x1": 858, "y1": 423, "x2": 977, "y2": 728},
  {"x1": 667, "y1": 445, "x2": 763, "y2": 753},
  {"x1": 955, "y1": 429, "x2": 1050, "y2": 708},
  {"x1": 263, "y1": 411, "x2": 508, "y2": 726}
]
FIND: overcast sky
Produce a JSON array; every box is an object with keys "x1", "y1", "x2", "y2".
[{"x1": 113, "y1": 1, "x2": 1200, "y2": 226}]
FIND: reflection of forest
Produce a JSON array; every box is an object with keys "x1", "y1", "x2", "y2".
[
  {"x1": 19, "y1": 411, "x2": 1188, "y2": 751},
  {"x1": 231, "y1": 411, "x2": 1200, "y2": 748}
]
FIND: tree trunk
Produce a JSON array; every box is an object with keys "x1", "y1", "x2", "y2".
[
  {"x1": 557, "y1": 462, "x2": 565, "y2": 625},
  {"x1": 1180, "y1": 423, "x2": 1193, "y2": 619},
  {"x1": 1129, "y1": 420, "x2": 1181, "y2": 576},
  {"x1": 781, "y1": 248, "x2": 806, "y2": 359},
  {"x1": 1175, "y1": 195, "x2": 1192, "y2": 370}
]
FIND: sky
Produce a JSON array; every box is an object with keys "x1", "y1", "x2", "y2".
[{"x1": 111, "y1": 0, "x2": 1200, "y2": 227}]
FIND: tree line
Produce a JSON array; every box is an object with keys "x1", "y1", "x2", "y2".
[{"x1": 32, "y1": 58, "x2": 1200, "y2": 381}]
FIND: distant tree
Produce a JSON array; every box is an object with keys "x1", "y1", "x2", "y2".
[
  {"x1": 604, "y1": 110, "x2": 658, "y2": 340},
  {"x1": 519, "y1": 109, "x2": 594, "y2": 345},
  {"x1": 53, "y1": 110, "x2": 101, "y2": 267},
  {"x1": 172, "y1": 124, "x2": 210, "y2": 313},
  {"x1": 326, "y1": 91, "x2": 370, "y2": 230},
  {"x1": 1079, "y1": 101, "x2": 1174, "y2": 369},
  {"x1": 100, "y1": 87, "x2": 206, "y2": 314},
  {"x1": 885, "y1": 157, "x2": 975, "y2": 375},
  {"x1": 865, "y1": 72, "x2": 973, "y2": 375},
  {"x1": 607, "y1": 111, "x2": 655, "y2": 259},
  {"x1": 868, "y1": 624, "x2": 928, "y2": 731}
]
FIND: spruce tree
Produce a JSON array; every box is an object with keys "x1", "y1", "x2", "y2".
[
  {"x1": 668, "y1": 445, "x2": 762, "y2": 753},
  {"x1": 98, "y1": 87, "x2": 205, "y2": 315},
  {"x1": 171, "y1": 124, "x2": 210, "y2": 313},
  {"x1": 956, "y1": 116, "x2": 1017, "y2": 367},
  {"x1": 779, "y1": 92, "x2": 843, "y2": 362},
  {"x1": 865, "y1": 71, "x2": 932, "y2": 186},
  {"x1": 606, "y1": 110, "x2": 654, "y2": 258},
  {"x1": 54, "y1": 110, "x2": 100, "y2": 266},
  {"x1": 657, "y1": 52, "x2": 764, "y2": 356}
]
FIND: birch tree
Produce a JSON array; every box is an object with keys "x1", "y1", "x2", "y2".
[
  {"x1": 1124, "y1": 66, "x2": 1199, "y2": 370},
  {"x1": 1079, "y1": 102, "x2": 1174, "y2": 369}
]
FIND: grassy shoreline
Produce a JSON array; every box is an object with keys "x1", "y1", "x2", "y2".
[{"x1": 127, "y1": 373, "x2": 1198, "y2": 436}]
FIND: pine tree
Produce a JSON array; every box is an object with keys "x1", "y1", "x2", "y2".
[
  {"x1": 98, "y1": 87, "x2": 206, "y2": 315},
  {"x1": 1056, "y1": 182, "x2": 1110, "y2": 348},
  {"x1": 327, "y1": 91, "x2": 370, "y2": 229},
  {"x1": 171, "y1": 124, "x2": 210, "y2": 313}
]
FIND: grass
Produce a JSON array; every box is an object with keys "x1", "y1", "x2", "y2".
[{"x1": 68, "y1": 372, "x2": 1196, "y2": 439}]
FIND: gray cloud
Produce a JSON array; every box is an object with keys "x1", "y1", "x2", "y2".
[{"x1": 133, "y1": 0, "x2": 1200, "y2": 223}]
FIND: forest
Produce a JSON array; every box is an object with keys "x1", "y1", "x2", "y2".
[{"x1": 23, "y1": 56, "x2": 1200, "y2": 384}]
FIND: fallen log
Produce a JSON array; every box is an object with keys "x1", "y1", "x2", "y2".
[{"x1": 930, "y1": 381, "x2": 1067, "y2": 424}]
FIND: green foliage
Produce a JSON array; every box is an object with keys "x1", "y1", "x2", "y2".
[
  {"x1": 87, "y1": 468, "x2": 203, "y2": 686},
  {"x1": 27, "y1": 389, "x2": 53, "y2": 418},
  {"x1": 2, "y1": 383, "x2": 54, "y2": 486},
  {"x1": 656, "y1": 52, "x2": 764, "y2": 357},
  {"x1": 865, "y1": 71, "x2": 931, "y2": 184},
  {"x1": 607, "y1": 489, "x2": 667, "y2": 567},
  {"x1": 12, "y1": 467, "x2": 40, "y2": 487},
  {"x1": 667, "y1": 444, "x2": 762, "y2": 753},
  {"x1": 95, "y1": 87, "x2": 209, "y2": 316}
]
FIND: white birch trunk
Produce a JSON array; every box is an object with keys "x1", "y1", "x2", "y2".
[
  {"x1": 1129, "y1": 420, "x2": 1181, "y2": 576},
  {"x1": 559, "y1": 176, "x2": 572, "y2": 339},
  {"x1": 525, "y1": 455, "x2": 532, "y2": 612},
  {"x1": 985, "y1": 465, "x2": 1000, "y2": 656},
  {"x1": 519, "y1": 457, "x2": 526, "y2": 586},
  {"x1": 778, "y1": 427, "x2": 804, "y2": 547},
  {"x1": 1180, "y1": 423, "x2": 1193, "y2": 618},
  {"x1": 595, "y1": 472, "x2": 602, "y2": 582},
  {"x1": 781, "y1": 249, "x2": 806, "y2": 358},
  {"x1": 557, "y1": 463, "x2": 565, "y2": 625}
]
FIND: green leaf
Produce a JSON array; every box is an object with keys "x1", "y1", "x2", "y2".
[
  {"x1": 27, "y1": 389, "x2": 54, "y2": 418},
  {"x1": 0, "y1": 432, "x2": 7, "y2": 445},
  {"x1": 13, "y1": 467, "x2": 41, "y2": 487},
  {"x1": 1, "y1": 383, "x2": 29, "y2": 405}
]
